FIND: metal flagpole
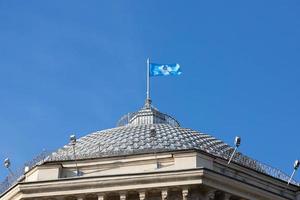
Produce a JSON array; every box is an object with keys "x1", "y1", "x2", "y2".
[
  {"x1": 146, "y1": 58, "x2": 150, "y2": 100},
  {"x1": 145, "y1": 58, "x2": 152, "y2": 108}
]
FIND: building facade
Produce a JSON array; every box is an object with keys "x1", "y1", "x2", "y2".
[{"x1": 1, "y1": 101, "x2": 300, "y2": 200}]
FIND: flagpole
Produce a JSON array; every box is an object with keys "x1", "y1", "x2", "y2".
[
  {"x1": 146, "y1": 58, "x2": 151, "y2": 107},
  {"x1": 147, "y1": 58, "x2": 150, "y2": 99}
]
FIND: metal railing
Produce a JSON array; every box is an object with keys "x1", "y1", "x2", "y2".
[
  {"x1": 220, "y1": 150, "x2": 299, "y2": 185},
  {"x1": 116, "y1": 111, "x2": 180, "y2": 127},
  {"x1": 0, "y1": 150, "x2": 50, "y2": 195}
]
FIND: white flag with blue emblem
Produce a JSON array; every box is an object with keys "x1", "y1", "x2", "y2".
[{"x1": 149, "y1": 63, "x2": 182, "y2": 77}]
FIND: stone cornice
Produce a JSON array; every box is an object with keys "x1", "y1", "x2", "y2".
[{"x1": 1, "y1": 168, "x2": 297, "y2": 200}]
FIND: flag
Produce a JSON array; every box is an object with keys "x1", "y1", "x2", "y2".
[{"x1": 149, "y1": 63, "x2": 182, "y2": 77}]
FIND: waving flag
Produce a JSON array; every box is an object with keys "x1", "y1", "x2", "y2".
[{"x1": 149, "y1": 63, "x2": 182, "y2": 77}]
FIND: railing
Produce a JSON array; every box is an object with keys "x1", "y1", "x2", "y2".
[
  {"x1": 116, "y1": 112, "x2": 137, "y2": 127},
  {"x1": 220, "y1": 150, "x2": 299, "y2": 185},
  {"x1": 0, "y1": 150, "x2": 50, "y2": 195},
  {"x1": 116, "y1": 111, "x2": 180, "y2": 127},
  {"x1": 238, "y1": 155, "x2": 297, "y2": 185}
]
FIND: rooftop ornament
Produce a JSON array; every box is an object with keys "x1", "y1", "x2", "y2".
[
  {"x1": 149, "y1": 126, "x2": 160, "y2": 169},
  {"x1": 287, "y1": 160, "x2": 300, "y2": 186},
  {"x1": 227, "y1": 136, "x2": 241, "y2": 165},
  {"x1": 3, "y1": 158, "x2": 14, "y2": 177},
  {"x1": 150, "y1": 126, "x2": 156, "y2": 137},
  {"x1": 69, "y1": 134, "x2": 80, "y2": 176}
]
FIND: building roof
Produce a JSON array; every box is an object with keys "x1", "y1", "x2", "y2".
[
  {"x1": 48, "y1": 101, "x2": 232, "y2": 161},
  {"x1": 49, "y1": 123, "x2": 232, "y2": 161},
  {"x1": 46, "y1": 102, "x2": 298, "y2": 186},
  {"x1": 0, "y1": 101, "x2": 298, "y2": 195}
]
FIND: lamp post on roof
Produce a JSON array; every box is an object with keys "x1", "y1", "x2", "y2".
[
  {"x1": 287, "y1": 160, "x2": 300, "y2": 186},
  {"x1": 150, "y1": 126, "x2": 156, "y2": 137},
  {"x1": 69, "y1": 134, "x2": 80, "y2": 176},
  {"x1": 227, "y1": 136, "x2": 241, "y2": 165},
  {"x1": 3, "y1": 158, "x2": 14, "y2": 177},
  {"x1": 150, "y1": 126, "x2": 160, "y2": 169}
]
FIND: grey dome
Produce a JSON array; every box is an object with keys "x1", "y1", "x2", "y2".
[
  {"x1": 49, "y1": 102, "x2": 233, "y2": 161},
  {"x1": 49, "y1": 123, "x2": 233, "y2": 161},
  {"x1": 46, "y1": 103, "x2": 298, "y2": 185}
]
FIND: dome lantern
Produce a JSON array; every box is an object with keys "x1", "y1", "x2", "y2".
[{"x1": 116, "y1": 102, "x2": 180, "y2": 127}]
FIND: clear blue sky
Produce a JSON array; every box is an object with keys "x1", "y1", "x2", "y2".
[{"x1": 0, "y1": 1, "x2": 300, "y2": 182}]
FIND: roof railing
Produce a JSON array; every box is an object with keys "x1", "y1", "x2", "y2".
[
  {"x1": 116, "y1": 111, "x2": 180, "y2": 127},
  {"x1": 0, "y1": 150, "x2": 50, "y2": 195}
]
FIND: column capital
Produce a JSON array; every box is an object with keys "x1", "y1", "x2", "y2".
[
  {"x1": 120, "y1": 192, "x2": 127, "y2": 200},
  {"x1": 97, "y1": 193, "x2": 105, "y2": 200},
  {"x1": 204, "y1": 189, "x2": 216, "y2": 200},
  {"x1": 139, "y1": 191, "x2": 146, "y2": 200},
  {"x1": 161, "y1": 189, "x2": 168, "y2": 200},
  {"x1": 182, "y1": 188, "x2": 189, "y2": 200}
]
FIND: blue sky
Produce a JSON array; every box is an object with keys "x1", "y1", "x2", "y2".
[{"x1": 0, "y1": 1, "x2": 300, "y2": 182}]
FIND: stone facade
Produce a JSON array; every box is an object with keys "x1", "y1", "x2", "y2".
[{"x1": 1, "y1": 150, "x2": 299, "y2": 200}]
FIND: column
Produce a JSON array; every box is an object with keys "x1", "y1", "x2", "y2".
[
  {"x1": 161, "y1": 189, "x2": 168, "y2": 200},
  {"x1": 182, "y1": 188, "x2": 189, "y2": 200}
]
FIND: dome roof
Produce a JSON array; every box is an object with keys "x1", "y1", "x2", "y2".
[
  {"x1": 49, "y1": 123, "x2": 233, "y2": 161},
  {"x1": 46, "y1": 102, "x2": 298, "y2": 185},
  {"x1": 49, "y1": 101, "x2": 233, "y2": 161}
]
